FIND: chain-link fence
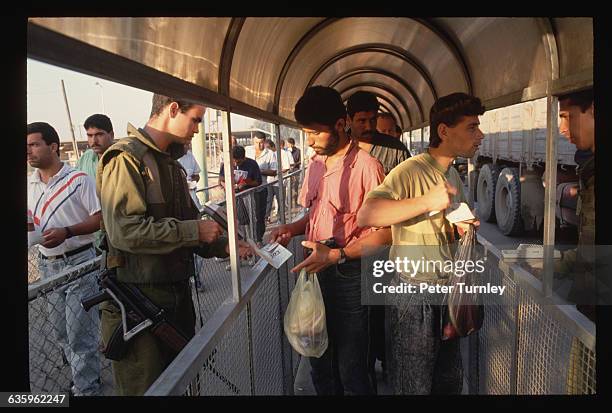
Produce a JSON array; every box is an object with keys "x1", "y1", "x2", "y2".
[
  {"x1": 467, "y1": 235, "x2": 596, "y2": 395},
  {"x1": 28, "y1": 254, "x2": 115, "y2": 396},
  {"x1": 27, "y1": 169, "x2": 307, "y2": 397},
  {"x1": 28, "y1": 166, "x2": 595, "y2": 396}
]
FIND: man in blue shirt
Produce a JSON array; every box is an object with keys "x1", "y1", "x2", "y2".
[
  {"x1": 219, "y1": 145, "x2": 262, "y2": 192},
  {"x1": 219, "y1": 146, "x2": 263, "y2": 240}
]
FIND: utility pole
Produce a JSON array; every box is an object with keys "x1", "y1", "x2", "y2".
[
  {"x1": 61, "y1": 79, "x2": 80, "y2": 161},
  {"x1": 95, "y1": 81, "x2": 105, "y2": 113}
]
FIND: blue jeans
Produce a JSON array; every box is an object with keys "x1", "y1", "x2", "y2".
[
  {"x1": 39, "y1": 247, "x2": 102, "y2": 396},
  {"x1": 265, "y1": 185, "x2": 281, "y2": 218},
  {"x1": 308, "y1": 260, "x2": 375, "y2": 395}
]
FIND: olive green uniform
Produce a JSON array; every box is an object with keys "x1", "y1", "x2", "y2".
[
  {"x1": 556, "y1": 155, "x2": 596, "y2": 317},
  {"x1": 97, "y1": 124, "x2": 228, "y2": 395}
]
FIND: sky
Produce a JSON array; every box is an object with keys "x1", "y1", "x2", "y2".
[{"x1": 27, "y1": 58, "x2": 255, "y2": 142}]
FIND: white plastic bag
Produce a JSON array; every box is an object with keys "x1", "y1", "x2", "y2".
[{"x1": 283, "y1": 269, "x2": 328, "y2": 357}]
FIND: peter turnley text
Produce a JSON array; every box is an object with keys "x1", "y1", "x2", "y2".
[{"x1": 372, "y1": 282, "x2": 506, "y2": 296}]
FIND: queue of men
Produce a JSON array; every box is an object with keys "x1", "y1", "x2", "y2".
[{"x1": 27, "y1": 85, "x2": 594, "y2": 396}]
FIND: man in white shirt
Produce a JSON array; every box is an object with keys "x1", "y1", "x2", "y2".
[
  {"x1": 27, "y1": 122, "x2": 102, "y2": 396},
  {"x1": 266, "y1": 140, "x2": 295, "y2": 222},
  {"x1": 178, "y1": 142, "x2": 202, "y2": 210},
  {"x1": 244, "y1": 131, "x2": 276, "y2": 242}
]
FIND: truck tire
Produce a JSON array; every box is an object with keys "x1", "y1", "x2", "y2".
[
  {"x1": 495, "y1": 167, "x2": 523, "y2": 235},
  {"x1": 476, "y1": 163, "x2": 499, "y2": 222}
]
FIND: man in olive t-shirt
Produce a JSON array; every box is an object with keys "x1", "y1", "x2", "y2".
[{"x1": 357, "y1": 93, "x2": 485, "y2": 395}]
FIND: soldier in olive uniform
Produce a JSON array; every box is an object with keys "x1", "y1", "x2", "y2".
[
  {"x1": 557, "y1": 88, "x2": 596, "y2": 321},
  {"x1": 97, "y1": 95, "x2": 252, "y2": 395}
]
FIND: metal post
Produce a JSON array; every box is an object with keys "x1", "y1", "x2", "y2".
[
  {"x1": 298, "y1": 129, "x2": 306, "y2": 211},
  {"x1": 192, "y1": 114, "x2": 207, "y2": 206},
  {"x1": 542, "y1": 89, "x2": 559, "y2": 297},
  {"x1": 246, "y1": 301, "x2": 256, "y2": 395},
  {"x1": 60, "y1": 79, "x2": 80, "y2": 161},
  {"x1": 510, "y1": 293, "x2": 520, "y2": 394},
  {"x1": 95, "y1": 81, "x2": 105, "y2": 113},
  {"x1": 421, "y1": 127, "x2": 424, "y2": 153},
  {"x1": 467, "y1": 156, "x2": 475, "y2": 209},
  {"x1": 201, "y1": 110, "x2": 211, "y2": 203},
  {"x1": 288, "y1": 168, "x2": 293, "y2": 223},
  {"x1": 300, "y1": 129, "x2": 306, "y2": 178},
  {"x1": 221, "y1": 110, "x2": 242, "y2": 300},
  {"x1": 275, "y1": 123, "x2": 286, "y2": 225}
]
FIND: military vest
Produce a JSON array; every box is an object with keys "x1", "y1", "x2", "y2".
[
  {"x1": 576, "y1": 156, "x2": 595, "y2": 249},
  {"x1": 98, "y1": 132, "x2": 199, "y2": 284}
]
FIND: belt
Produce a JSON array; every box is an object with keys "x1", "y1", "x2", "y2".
[{"x1": 41, "y1": 243, "x2": 94, "y2": 260}]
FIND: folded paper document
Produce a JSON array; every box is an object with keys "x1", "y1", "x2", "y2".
[
  {"x1": 429, "y1": 202, "x2": 475, "y2": 224},
  {"x1": 247, "y1": 239, "x2": 292, "y2": 269}
]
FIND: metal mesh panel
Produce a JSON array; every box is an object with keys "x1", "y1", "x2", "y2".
[
  {"x1": 477, "y1": 250, "x2": 517, "y2": 395},
  {"x1": 28, "y1": 257, "x2": 115, "y2": 395},
  {"x1": 190, "y1": 309, "x2": 252, "y2": 396},
  {"x1": 181, "y1": 232, "x2": 308, "y2": 396},
  {"x1": 566, "y1": 337, "x2": 596, "y2": 394},
  {"x1": 516, "y1": 290, "x2": 574, "y2": 394},
  {"x1": 28, "y1": 246, "x2": 41, "y2": 284},
  {"x1": 249, "y1": 268, "x2": 285, "y2": 395},
  {"x1": 192, "y1": 255, "x2": 234, "y2": 327},
  {"x1": 470, "y1": 244, "x2": 597, "y2": 395}
]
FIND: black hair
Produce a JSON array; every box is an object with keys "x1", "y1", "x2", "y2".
[
  {"x1": 287, "y1": 137, "x2": 296, "y2": 145},
  {"x1": 232, "y1": 145, "x2": 246, "y2": 160},
  {"x1": 27, "y1": 122, "x2": 60, "y2": 156},
  {"x1": 294, "y1": 86, "x2": 346, "y2": 128},
  {"x1": 253, "y1": 131, "x2": 267, "y2": 140},
  {"x1": 265, "y1": 139, "x2": 276, "y2": 150},
  {"x1": 84, "y1": 113, "x2": 113, "y2": 133},
  {"x1": 429, "y1": 93, "x2": 485, "y2": 148},
  {"x1": 150, "y1": 94, "x2": 198, "y2": 118},
  {"x1": 346, "y1": 91, "x2": 380, "y2": 118},
  {"x1": 558, "y1": 88, "x2": 593, "y2": 113}
]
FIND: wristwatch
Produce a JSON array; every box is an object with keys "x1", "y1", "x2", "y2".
[
  {"x1": 64, "y1": 226, "x2": 74, "y2": 239},
  {"x1": 337, "y1": 248, "x2": 347, "y2": 264}
]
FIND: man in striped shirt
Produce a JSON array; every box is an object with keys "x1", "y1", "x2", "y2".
[{"x1": 27, "y1": 122, "x2": 102, "y2": 396}]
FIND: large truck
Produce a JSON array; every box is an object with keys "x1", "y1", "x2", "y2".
[{"x1": 470, "y1": 97, "x2": 580, "y2": 236}]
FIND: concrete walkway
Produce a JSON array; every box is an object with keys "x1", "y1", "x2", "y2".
[
  {"x1": 294, "y1": 342, "x2": 470, "y2": 395},
  {"x1": 294, "y1": 357, "x2": 393, "y2": 395}
]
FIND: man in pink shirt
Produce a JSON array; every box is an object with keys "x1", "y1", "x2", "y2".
[{"x1": 270, "y1": 86, "x2": 387, "y2": 395}]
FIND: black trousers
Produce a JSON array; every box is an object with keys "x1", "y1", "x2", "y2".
[{"x1": 254, "y1": 189, "x2": 268, "y2": 242}]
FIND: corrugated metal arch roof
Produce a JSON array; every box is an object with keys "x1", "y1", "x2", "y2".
[{"x1": 28, "y1": 17, "x2": 593, "y2": 129}]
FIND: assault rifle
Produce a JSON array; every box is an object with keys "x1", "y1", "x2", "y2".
[{"x1": 81, "y1": 269, "x2": 189, "y2": 361}]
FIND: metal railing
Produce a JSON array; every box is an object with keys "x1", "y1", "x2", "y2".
[
  {"x1": 148, "y1": 232, "x2": 307, "y2": 395},
  {"x1": 466, "y1": 234, "x2": 596, "y2": 394},
  {"x1": 27, "y1": 254, "x2": 116, "y2": 395},
  {"x1": 146, "y1": 169, "x2": 308, "y2": 395},
  {"x1": 197, "y1": 167, "x2": 306, "y2": 227},
  {"x1": 27, "y1": 167, "x2": 596, "y2": 395},
  {"x1": 26, "y1": 169, "x2": 308, "y2": 396}
]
